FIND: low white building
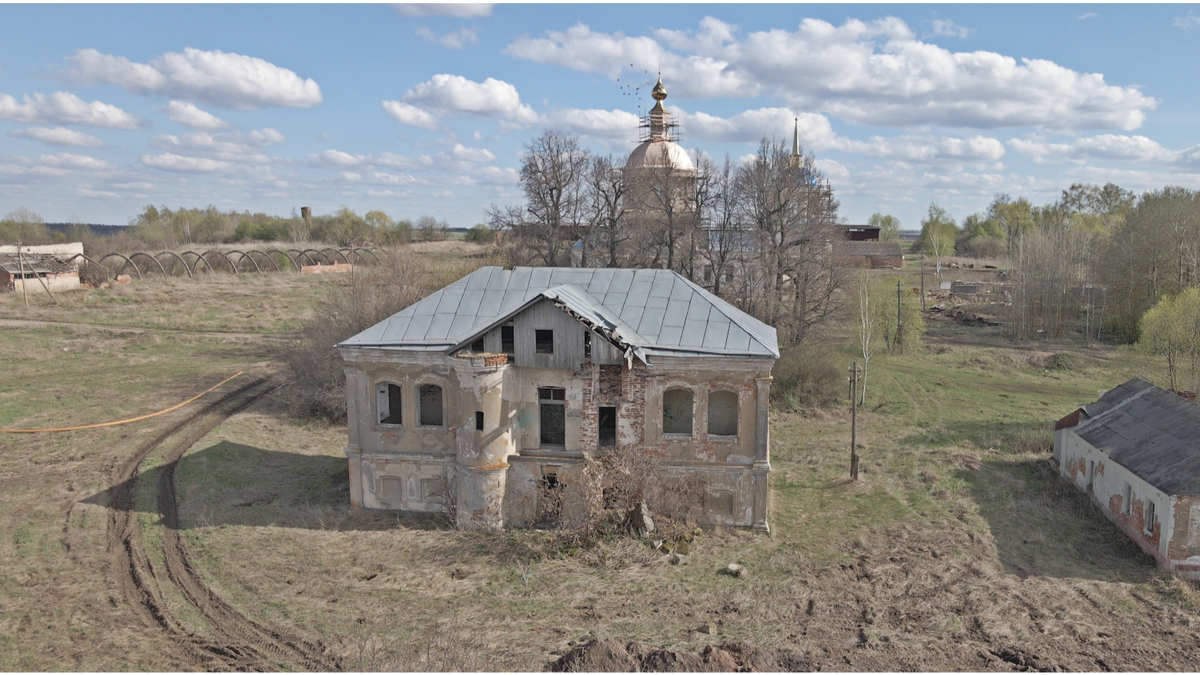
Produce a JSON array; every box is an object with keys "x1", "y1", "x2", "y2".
[{"x1": 1054, "y1": 378, "x2": 1200, "y2": 579}]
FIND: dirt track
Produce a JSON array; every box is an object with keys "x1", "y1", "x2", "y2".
[{"x1": 102, "y1": 377, "x2": 338, "y2": 670}]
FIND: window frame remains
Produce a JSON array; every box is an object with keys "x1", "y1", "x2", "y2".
[{"x1": 418, "y1": 383, "x2": 444, "y2": 428}]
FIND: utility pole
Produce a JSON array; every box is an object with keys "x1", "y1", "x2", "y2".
[
  {"x1": 850, "y1": 362, "x2": 860, "y2": 481},
  {"x1": 17, "y1": 241, "x2": 29, "y2": 308},
  {"x1": 896, "y1": 279, "x2": 903, "y2": 355},
  {"x1": 920, "y1": 252, "x2": 926, "y2": 312}
]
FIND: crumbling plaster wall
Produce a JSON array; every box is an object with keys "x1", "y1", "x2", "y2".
[
  {"x1": 1055, "y1": 428, "x2": 1175, "y2": 569},
  {"x1": 342, "y1": 344, "x2": 774, "y2": 531}
]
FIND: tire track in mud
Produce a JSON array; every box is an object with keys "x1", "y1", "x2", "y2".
[{"x1": 106, "y1": 377, "x2": 338, "y2": 670}]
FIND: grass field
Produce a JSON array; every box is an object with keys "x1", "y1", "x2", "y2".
[{"x1": 2, "y1": 249, "x2": 1199, "y2": 671}]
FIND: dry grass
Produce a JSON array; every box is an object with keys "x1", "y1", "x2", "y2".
[{"x1": 2, "y1": 250, "x2": 1199, "y2": 671}]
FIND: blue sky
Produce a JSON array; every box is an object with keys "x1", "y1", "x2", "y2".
[{"x1": 2, "y1": 3, "x2": 1199, "y2": 229}]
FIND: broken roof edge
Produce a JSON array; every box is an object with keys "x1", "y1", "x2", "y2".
[{"x1": 443, "y1": 284, "x2": 652, "y2": 365}]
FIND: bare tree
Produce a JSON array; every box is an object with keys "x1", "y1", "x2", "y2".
[
  {"x1": 583, "y1": 155, "x2": 628, "y2": 268},
  {"x1": 732, "y1": 139, "x2": 842, "y2": 344},
  {"x1": 857, "y1": 275, "x2": 874, "y2": 406},
  {"x1": 494, "y1": 130, "x2": 591, "y2": 267}
]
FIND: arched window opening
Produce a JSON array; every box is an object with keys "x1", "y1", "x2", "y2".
[
  {"x1": 376, "y1": 382, "x2": 402, "y2": 425},
  {"x1": 418, "y1": 384, "x2": 443, "y2": 427},
  {"x1": 707, "y1": 390, "x2": 738, "y2": 436},
  {"x1": 663, "y1": 388, "x2": 693, "y2": 436}
]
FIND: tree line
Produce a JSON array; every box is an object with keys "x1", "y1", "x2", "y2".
[
  {"x1": 0, "y1": 205, "x2": 495, "y2": 254},
  {"x1": 879, "y1": 183, "x2": 1200, "y2": 347}
]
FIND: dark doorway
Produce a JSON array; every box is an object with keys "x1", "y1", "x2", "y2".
[{"x1": 598, "y1": 406, "x2": 617, "y2": 448}]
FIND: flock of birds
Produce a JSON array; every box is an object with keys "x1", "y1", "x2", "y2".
[{"x1": 617, "y1": 66, "x2": 658, "y2": 98}]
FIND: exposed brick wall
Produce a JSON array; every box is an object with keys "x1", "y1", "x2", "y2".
[
  {"x1": 578, "y1": 363, "x2": 598, "y2": 452},
  {"x1": 1169, "y1": 496, "x2": 1200, "y2": 562},
  {"x1": 1108, "y1": 490, "x2": 1165, "y2": 565},
  {"x1": 598, "y1": 364, "x2": 622, "y2": 400},
  {"x1": 622, "y1": 361, "x2": 653, "y2": 457}
]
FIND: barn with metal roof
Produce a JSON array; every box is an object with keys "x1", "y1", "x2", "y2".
[{"x1": 1055, "y1": 378, "x2": 1200, "y2": 579}]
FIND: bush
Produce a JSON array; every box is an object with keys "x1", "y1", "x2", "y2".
[
  {"x1": 464, "y1": 224, "x2": 494, "y2": 244},
  {"x1": 277, "y1": 248, "x2": 481, "y2": 422},
  {"x1": 771, "y1": 342, "x2": 843, "y2": 411},
  {"x1": 961, "y1": 235, "x2": 1004, "y2": 259}
]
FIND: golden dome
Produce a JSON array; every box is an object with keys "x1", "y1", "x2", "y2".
[{"x1": 651, "y1": 77, "x2": 667, "y2": 101}]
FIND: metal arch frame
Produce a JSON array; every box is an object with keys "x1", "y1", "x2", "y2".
[
  {"x1": 302, "y1": 248, "x2": 328, "y2": 265},
  {"x1": 321, "y1": 248, "x2": 351, "y2": 265},
  {"x1": 180, "y1": 251, "x2": 215, "y2": 274},
  {"x1": 201, "y1": 249, "x2": 239, "y2": 274},
  {"x1": 98, "y1": 253, "x2": 144, "y2": 280},
  {"x1": 246, "y1": 249, "x2": 281, "y2": 272},
  {"x1": 155, "y1": 250, "x2": 193, "y2": 278},
  {"x1": 340, "y1": 247, "x2": 365, "y2": 264},
  {"x1": 129, "y1": 252, "x2": 168, "y2": 277},
  {"x1": 65, "y1": 253, "x2": 114, "y2": 281},
  {"x1": 265, "y1": 249, "x2": 299, "y2": 271},
  {"x1": 353, "y1": 247, "x2": 381, "y2": 265},
  {"x1": 288, "y1": 249, "x2": 318, "y2": 266},
  {"x1": 225, "y1": 249, "x2": 262, "y2": 274}
]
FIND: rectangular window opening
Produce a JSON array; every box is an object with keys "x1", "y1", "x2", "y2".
[
  {"x1": 536, "y1": 329, "x2": 554, "y2": 354},
  {"x1": 1146, "y1": 501, "x2": 1156, "y2": 534},
  {"x1": 377, "y1": 383, "x2": 402, "y2": 426},
  {"x1": 471, "y1": 337, "x2": 485, "y2": 352},
  {"x1": 475, "y1": 411, "x2": 484, "y2": 431},
  {"x1": 1123, "y1": 483, "x2": 1133, "y2": 515},
  {"x1": 598, "y1": 406, "x2": 617, "y2": 448},
  {"x1": 584, "y1": 331, "x2": 592, "y2": 360},
  {"x1": 662, "y1": 388, "x2": 694, "y2": 436},
  {"x1": 501, "y1": 324, "x2": 515, "y2": 354},
  {"x1": 419, "y1": 384, "x2": 443, "y2": 427},
  {"x1": 539, "y1": 386, "x2": 566, "y2": 446}
]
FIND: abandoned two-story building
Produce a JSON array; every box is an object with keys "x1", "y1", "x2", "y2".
[
  {"x1": 1055, "y1": 378, "x2": 1200, "y2": 579},
  {"x1": 336, "y1": 266, "x2": 777, "y2": 531}
]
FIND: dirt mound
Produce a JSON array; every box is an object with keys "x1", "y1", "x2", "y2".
[{"x1": 548, "y1": 638, "x2": 809, "y2": 672}]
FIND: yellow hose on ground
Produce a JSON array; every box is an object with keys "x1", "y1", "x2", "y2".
[{"x1": 3, "y1": 371, "x2": 244, "y2": 433}]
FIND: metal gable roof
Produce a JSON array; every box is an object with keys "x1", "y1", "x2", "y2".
[
  {"x1": 1073, "y1": 378, "x2": 1200, "y2": 495},
  {"x1": 337, "y1": 266, "x2": 779, "y2": 359}
]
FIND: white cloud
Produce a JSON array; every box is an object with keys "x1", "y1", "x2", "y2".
[
  {"x1": 395, "y1": 3, "x2": 492, "y2": 18},
  {"x1": 159, "y1": 100, "x2": 229, "y2": 129},
  {"x1": 339, "y1": 171, "x2": 363, "y2": 181},
  {"x1": 1175, "y1": 13, "x2": 1200, "y2": 29},
  {"x1": 927, "y1": 19, "x2": 971, "y2": 38},
  {"x1": 36, "y1": 152, "x2": 115, "y2": 171},
  {"x1": 417, "y1": 27, "x2": 478, "y2": 48},
  {"x1": 8, "y1": 126, "x2": 105, "y2": 148},
  {"x1": 148, "y1": 128, "x2": 285, "y2": 166},
  {"x1": 64, "y1": 47, "x2": 322, "y2": 110},
  {"x1": 141, "y1": 153, "x2": 234, "y2": 172},
  {"x1": 0, "y1": 91, "x2": 143, "y2": 129},
  {"x1": 542, "y1": 107, "x2": 640, "y2": 142},
  {"x1": 683, "y1": 108, "x2": 834, "y2": 146},
  {"x1": 78, "y1": 188, "x2": 120, "y2": 198},
  {"x1": 1078, "y1": 12, "x2": 1098, "y2": 20},
  {"x1": 385, "y1": 74, "x2": 537, "y2": 129},
  {"x1": 382, "y1": 100, "x2": 440, "y2": 130},
  {"x1": 838, "y1": 134, "x2": 1006, "y2": 162},
  {"x1": 113, "y1": 181, "x2": 156, "y2": 190},
  {"x1": 814, "y1": 158, "x2": 849, "y2": 178},
  {"x1": 448, "y1": 143, "x2": 496, "y2": 162},
  {"x1": 1009, "y1": 134, "x2": 1180, "y2": 164},
  {"x1": 507, "y1": 17, "x2": 1156, "y2": 131}
]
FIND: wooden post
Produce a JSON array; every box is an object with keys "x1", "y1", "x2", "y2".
[
  {"x1": 17, "y1": 241, "x2": 29, "y2": 308},
  {"x1": 850, "y1": 362, "x2": 859, "y2": 481},
  {"x1": 920, "y1": 253, "x2": 926, "y2": 312},
  {"x1": 22, "y1": 246, "x2": 58, "y2": 304},
  {"x1": 896, "y1": 279, "x2": 903, "y2": 354}
]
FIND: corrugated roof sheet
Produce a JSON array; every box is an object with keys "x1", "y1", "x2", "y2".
[
  {"x1": 338, "y1": 266, "x2": 778, "y2": 359},
  {"x1": 1073, "y1": 378, "x2": 1200, "y2": 495},
  {"x1": 837, "y1": 241, "x2": 904, "y2": 257}
]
